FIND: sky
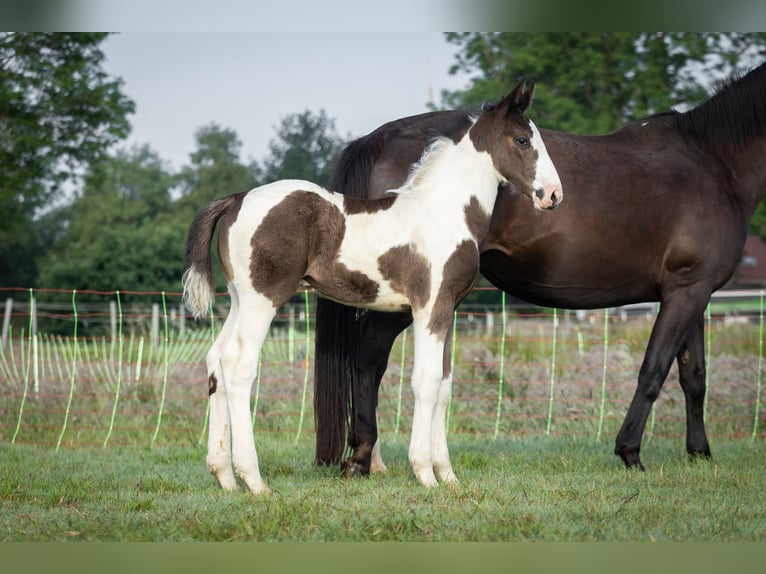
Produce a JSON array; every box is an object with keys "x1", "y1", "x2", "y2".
[{"x1": 101, "y1": 33, "x2": 472, "y2": 171}]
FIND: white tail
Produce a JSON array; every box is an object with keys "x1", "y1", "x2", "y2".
[{"x1": 182, "y1": 265, "x2": 214, "y2": 319}]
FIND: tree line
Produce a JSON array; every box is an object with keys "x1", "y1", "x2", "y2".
[{"x1": 3, "y1": 32, "x2": 766, "y2": 297}]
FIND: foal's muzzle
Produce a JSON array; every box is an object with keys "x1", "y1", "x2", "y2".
[{"x1": 534, "y1": 187, "x2": 561, "y2": 210}]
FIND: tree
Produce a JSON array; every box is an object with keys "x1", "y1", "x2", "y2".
[
  {"x1": 175, "y1": 123, "x2": 258, "y2": 216},
  {"x1": 39, "y1": 145, "x2": 181, "y2": 294},
  {"x1": 441, "y1": 33, "x2": 766, "y2": 134},
  {"x1": 441, "y1": 33, "x2": 766, "y2": 240},
  {"x1": 254, "y1": 109, "x2": 346, "y2": 187},
  {"x1": 0, "y1": 32, "x2": 134, "y2": 286}
]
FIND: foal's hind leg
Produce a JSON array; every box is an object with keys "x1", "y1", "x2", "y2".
[
  {"x1": 220, "y1": 293, "x2": 278, "y2": 495},
  {"x1": 370, "y1": 426, "x2": 387, "y2": 474},
  {"x1": 676, "y1": 313, "x2": 712, "y2": 460},
  {"x1": 205, "y1": 287, "x2": 239, "y2": 491}
]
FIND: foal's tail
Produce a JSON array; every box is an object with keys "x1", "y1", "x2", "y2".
[
  {"x1": 314, "y1": 134, "x2": 382, "y2": 466},
  {"x1": 181, "y1": 194, "x2": 241, "y2": 319}
]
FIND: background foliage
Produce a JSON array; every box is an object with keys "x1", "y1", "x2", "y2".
[{"x1": 4, "y1": 32, "x2": 766, "y2": 292}]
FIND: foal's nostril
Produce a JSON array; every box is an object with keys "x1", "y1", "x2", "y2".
[{"x1": 535, "y1": 188, "x2": 545, "y2": 200}]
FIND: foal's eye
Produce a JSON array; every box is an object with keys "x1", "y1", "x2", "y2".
[{"x1": 513, "y1": 137, "x2": 530, "y2": 149}]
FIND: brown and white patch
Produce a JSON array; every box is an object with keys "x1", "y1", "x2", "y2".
[
  {"x1": 463, "y1": 195, "x2": 492, "y2": 241},
  {"x1": 427, "y1": 240, "x2": 480, "y2": 339},
  {"x1": 343, "y1": 194, "x2": 397, "y2": 215},
  {"x1": 249, "y1": 190, "x2": 380, "y2": 307},
  {"x1": 378, "y1": 243, "x2": 432, "y2": 311},
  {"x1": 216, "y1": 193, "x2": 245, "y2": 282},
  {"x1": 208, "y1": 373, "x2": 218, "y2": 396}
]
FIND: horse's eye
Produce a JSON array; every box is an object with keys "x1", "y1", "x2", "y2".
[{"x1": 514, "y1": 137, "x2": 530, "y2": 149}]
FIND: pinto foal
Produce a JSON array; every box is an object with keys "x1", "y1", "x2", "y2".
[{"x1": 182, "y1": 81, "x2": 562, "y2": 494}]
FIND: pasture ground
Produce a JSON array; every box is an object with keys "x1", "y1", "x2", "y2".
[
  {"x1": 2, "y1": 308, "x2": 766, "y2": 547},
  {"x1": 2, "y1": 433, "x2": 765, "y2": 542}
]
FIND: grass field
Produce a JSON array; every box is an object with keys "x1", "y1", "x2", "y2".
[
  {"x1": 2, "y1": 301, "x2": 766, "y2": 542},
  {"x1": 2, "y1": 433, "x2": 766, "y2": 541}
]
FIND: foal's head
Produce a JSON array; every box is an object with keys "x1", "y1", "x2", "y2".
[{"x1": 471, "y1": 80, "x2": 562, "y2": 210}]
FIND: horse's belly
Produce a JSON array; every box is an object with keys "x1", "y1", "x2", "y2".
[
  {"x1": 479, "y1": 250, "x2": 660, "y2": 309},
  {"x1": 314, "y1": 285, "x2": 411, "y2": 313},
  {"x1": 367, "y1": 288, "x2": 413, "y2": 312}
]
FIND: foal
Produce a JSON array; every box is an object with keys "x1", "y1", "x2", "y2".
[{"x1": 182, "y1": 80, "x2": 562, "y2": 494}]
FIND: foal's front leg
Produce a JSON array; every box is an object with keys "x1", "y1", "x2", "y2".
[
  {"x1": 430, "y1": 373, "x2": 457, "y2": 483},
  {"x1": 408, "y1": 314, "x2": 451, "y2": 487},
  {"x1": 431, "y1": 322, "x2": 457, "y2": 484}
]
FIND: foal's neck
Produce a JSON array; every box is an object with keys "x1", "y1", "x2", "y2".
[{"x1": 400, "y1": 133, "x2": 501, "y2": 212}]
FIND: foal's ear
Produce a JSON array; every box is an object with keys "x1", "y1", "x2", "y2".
[
  {"x1": 518, "y1": 81, "x2": 536, "y2": 111},
  {"x1": 502, "y1": 79, "x2": 536, "y2": 113}
]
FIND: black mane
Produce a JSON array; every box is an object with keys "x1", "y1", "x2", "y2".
[{"x1": 675, "y1": 62, "x2": 766, "y2": 153}]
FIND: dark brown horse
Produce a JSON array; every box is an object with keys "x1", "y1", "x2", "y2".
[{"x1": 314, "y1": 62, "x2": 766, "y2": 476}]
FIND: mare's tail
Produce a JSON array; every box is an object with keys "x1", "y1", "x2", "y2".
[
  {"x1": 314, "y1": 134, "x2": 382, "y2": 465},
  {"x1": 181, "y1": 194, "x2": 241, "y2": 319}
]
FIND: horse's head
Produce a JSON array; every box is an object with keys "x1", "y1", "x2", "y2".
[{"x1": 471, "y1": 80, "x2": 563, "y2": 210}]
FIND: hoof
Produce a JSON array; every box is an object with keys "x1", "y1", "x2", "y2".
[
  {"x1": 616, "y1": 449, "x2": 646, "y2": 471},
  {"x1": 341, "y1": 460, "x2": 368, "y2": 479},
  {"x1": 687, "y1": 448, "x2": 712, "y2": 462},
  {"x1": 248, "y1": 484, "x2": 272, "y2": 496}
]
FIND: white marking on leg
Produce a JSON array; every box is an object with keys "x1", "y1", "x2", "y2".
[
  {"x1": 220, "y1": 294, "x2": 277, "y2": 495},
  {"x1": 370, "y1": 408, "x2": 388, "y2": 474},
  {"x1": 408, "y1": 318, "x2": 444, "y2": 487},
  {"x1": 432, "y1": 373, "x2": 458, "y2": 484},
  {"x1": 205, "y1": 286, "x2": 238, "y2": 490}
]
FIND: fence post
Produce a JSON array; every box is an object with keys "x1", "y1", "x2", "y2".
[
  {"x1": 178, "y1": 305, "x2": 186, "y2": 338},
  {"x1": 493, "y1": 292, "x2": 507, "y2": 439},
  {"x1": 752, "y1": 289, "x2": 764, "y2": 442},
  {"x1": 485, "y1": 311, "x2": 494, "y2": 337},
  {"x1": 596, "y1": 308, "x2": 610, "y2": 442},
  {"x1": 109, "y1": 300, "x2": 117, "y2": 340},
  {"x1": 288, "y1": 306, "x2": 295, "y2": 362},
  {"x1": 29, "y1": 291, "x2": 37, "y2": 336},
  {"x1": 1, "y1": 298, "x2": 12, "y2": 348},
  {"x1": 151, "y1": 303, "x2": 160, "y2": 347},
  {"x1": 545, "y1": 308, "x2": 559, "y2": 436}
]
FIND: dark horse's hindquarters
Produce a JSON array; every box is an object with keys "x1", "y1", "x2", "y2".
[{"x1": 314, "y1": 62, "x2": 766, "y2": 474}]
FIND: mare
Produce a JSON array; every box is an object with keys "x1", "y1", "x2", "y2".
[
  {"x1": 314, "y1": 62, "x2": 766, "y2": 476},
  {"x1": 182, "y1": 81, "x2": 562, "y2": 494}
]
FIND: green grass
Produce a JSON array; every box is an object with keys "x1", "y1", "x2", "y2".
[
  {"x1": 2, "y1": 312, "x2": 765, "y2": 542},
  {"x1": 2, "y1": 434, "x2": 765, "y2": 541}
]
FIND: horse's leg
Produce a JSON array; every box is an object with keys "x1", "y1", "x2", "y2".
[
  {"x1": 205, "y1": 287, "x2": 239, "y2": 491},
  {"x1": 221, "y1": 293, "x2": 277, "y2": 495},
  {"x1": 676, "y1": 313, "x2": 712, "y2": 460},
  {"x1": 369, "y1": 419, "x2": 387, "y2": 473},
  {"x1": 408, "y1": 312, "x2": 448, "y2": 487},
  {"x1": 431, "y1": 320, "x2": 457, "y2": 484},
  {"x1": 342, "y1": 310, "x2": 412, "y2": 477},
  {"x1": 614, "y1": 285, "x2": 712, "y2": 470}
]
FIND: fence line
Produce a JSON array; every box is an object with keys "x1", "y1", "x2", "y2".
[{"x1": 1, "y1": 286, "x2": 765, "y2": 449}]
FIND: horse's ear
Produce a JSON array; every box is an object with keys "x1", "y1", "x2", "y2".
[
  {"x1": 505, "y1": 79, "x2": 526, "y2": 110},
  {"x1": 519, "y1": 81, "x2": 536, "y2": 111},
  {"x1": 501, "y1": 79, "x2": 535, "y2": 113}
]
